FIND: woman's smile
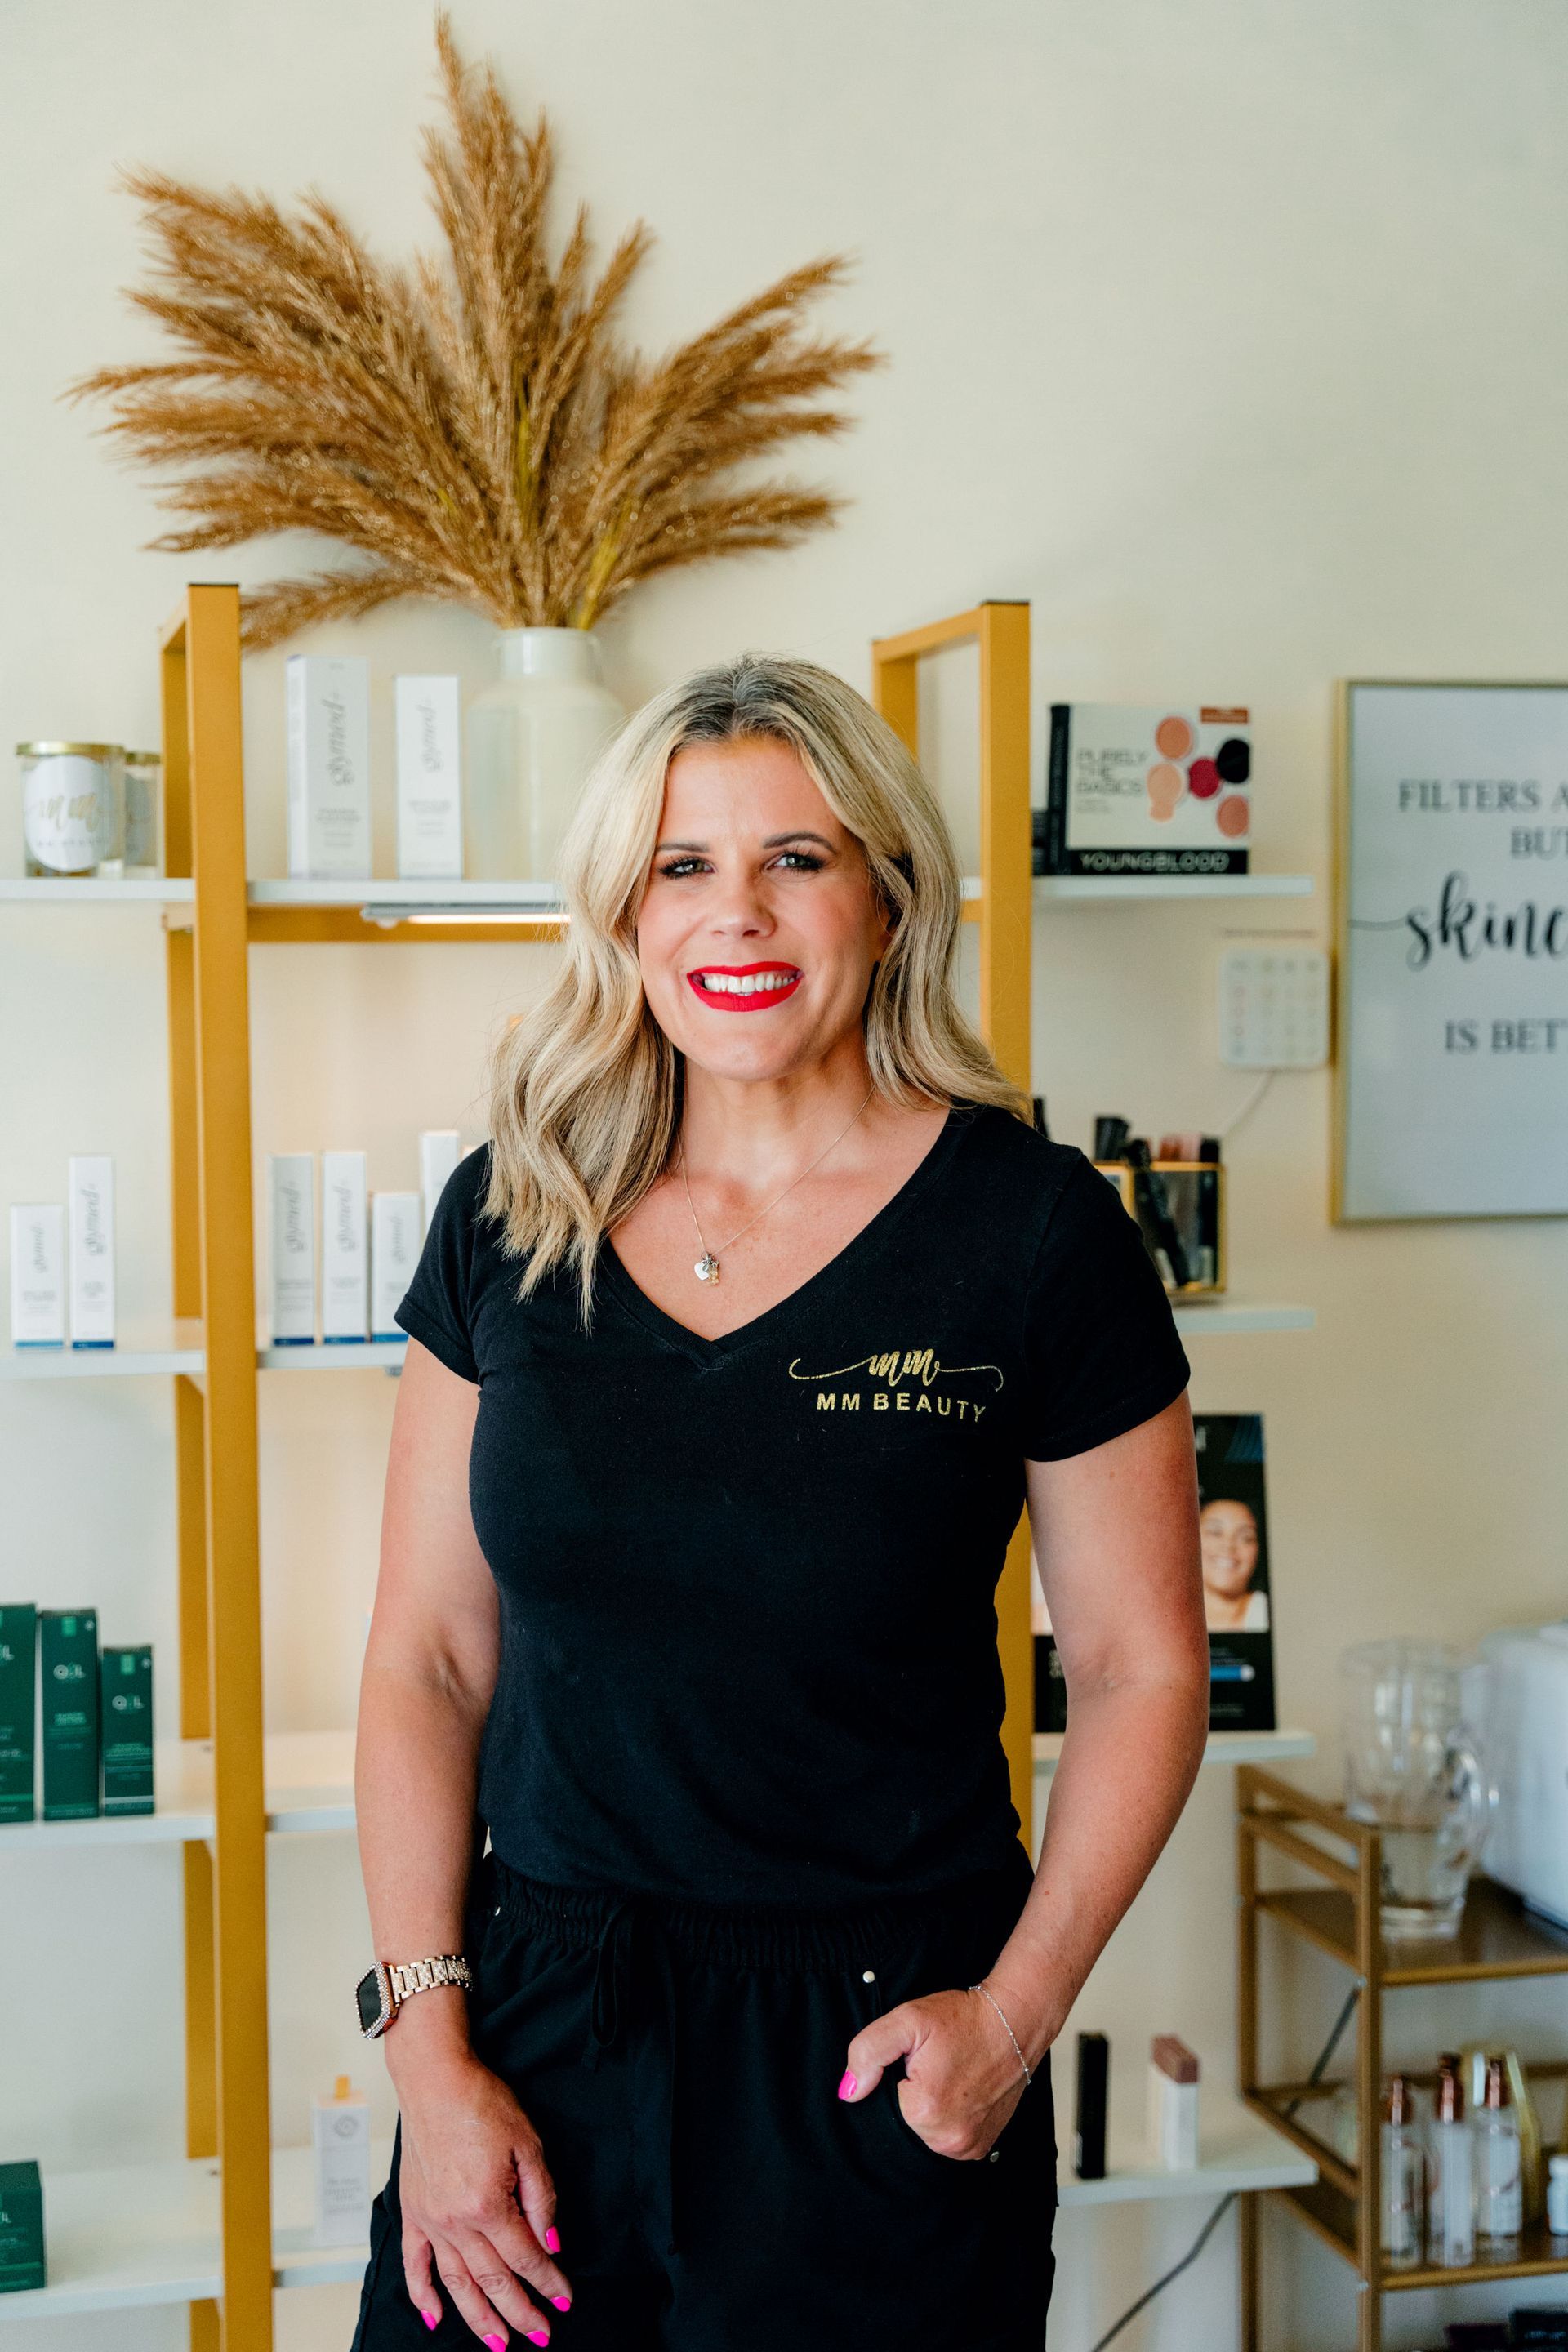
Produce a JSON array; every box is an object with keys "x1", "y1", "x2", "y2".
[{"x1": 685, "y1": 960, "x2": 804, "y2": 1011}]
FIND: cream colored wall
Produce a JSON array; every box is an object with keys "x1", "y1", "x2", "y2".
[{"x1": 4, "y1": 2, "x2": 1567, "y2": 2346}]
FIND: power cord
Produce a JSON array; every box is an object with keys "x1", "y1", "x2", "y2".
[{"x1": 1085, "y1": 1982, "x2": 1361, "y2": 2352}]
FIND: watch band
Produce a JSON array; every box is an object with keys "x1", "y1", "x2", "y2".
[{"x1": 387, "y1": 1953, "x2": 471, "y2": 2006}]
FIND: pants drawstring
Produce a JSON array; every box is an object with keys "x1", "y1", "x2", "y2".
[{"x1": 581, "y1": 1895, "x2": 684, "y2": 2259}]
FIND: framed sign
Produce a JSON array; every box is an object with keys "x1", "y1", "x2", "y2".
[{"x1": 1335, "y1": 680, "x2": 1568, "y2": 1220}]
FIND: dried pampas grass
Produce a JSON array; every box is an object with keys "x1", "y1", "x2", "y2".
[{"x1": 70, "y1": 15, "x2": 882, "y2": 648}]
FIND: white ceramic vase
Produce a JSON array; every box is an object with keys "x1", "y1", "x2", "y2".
[{"x1": 464, "y1": 627, "x2": 624, "y2": 884}]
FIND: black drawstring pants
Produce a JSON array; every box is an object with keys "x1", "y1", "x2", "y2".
[{"x1": 351, "y1": 1840, "x2": 1056, "y2": 2351}]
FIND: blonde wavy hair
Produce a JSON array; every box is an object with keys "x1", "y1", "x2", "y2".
[{"x1": 484, "y1": 653, "x2": 1032, "y2": 1326}]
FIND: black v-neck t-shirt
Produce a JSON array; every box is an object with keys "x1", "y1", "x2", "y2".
[{"x1": 395, "y1": 1101, "x2": 1190, "y2": 1908}]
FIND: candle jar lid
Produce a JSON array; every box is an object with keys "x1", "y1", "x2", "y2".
[{"x1": 16, "y1": 741, "x2": 123, "y2": 759}]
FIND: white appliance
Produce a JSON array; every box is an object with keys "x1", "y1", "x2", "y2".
[{"x1": 1470, "y1": 1622, "x2": 1568, "y2": 1931}]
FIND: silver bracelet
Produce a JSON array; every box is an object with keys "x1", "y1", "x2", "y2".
[{"x1": 969, "y1": 1979, "x2": 1033, "y2": 2087}]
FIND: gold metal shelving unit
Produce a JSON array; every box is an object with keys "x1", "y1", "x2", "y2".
[
  {"x1": 1237, "y1": 1765, "x2": 1568, "y2": 2352},
  {"x1": 139, "y1": 588, "x2": 1036, "y2": 2345}
]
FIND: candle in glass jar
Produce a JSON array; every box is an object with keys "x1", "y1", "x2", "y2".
[{"x1": 17, "y1": 742, "x2": 125, "y2": 878}]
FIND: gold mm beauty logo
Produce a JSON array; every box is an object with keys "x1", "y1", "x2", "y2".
[{"x1": 787, "y1": 1348, "x2": 1004, "y2": 1424}]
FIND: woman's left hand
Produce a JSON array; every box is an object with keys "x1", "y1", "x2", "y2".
[{"x1": 837, "y1": 1986, "x2": 1039, "y2": 2158}]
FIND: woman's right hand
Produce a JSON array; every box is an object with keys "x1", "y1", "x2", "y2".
[{"x1": 392, "y1": 2041, "x2": 573, "y2": 2345}]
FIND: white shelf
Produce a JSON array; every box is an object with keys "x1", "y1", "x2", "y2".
[
  {"x1": 0, "y1": 877, "x2": 194, "y2": 904},
  {"x1": 0, "y1": 1325, "x2": 206, "y2": 1379},
  {"x1": 0, "y1": 2100, "x2": 1311, "y2": 2314},
  {"x1": 1171, "y1": 1300, "x2": 1315, "y2": 1334},
  {"x1": 0, "y1": 1731, "x2": 356, "y2": 1852},
  {"x1": 257, "y1": 1337, "x2": 406, "y2": 1370},
  {"x1": 0, "y1": 2140, "x2": 391, "y2": 2316},
  {"x1": 2, "y1": 1327, "x2": 408, "y2": 1379},
  {"x1": 1035, "y1": 1727, "x2": 1314, "y2": 1775},
  {"x1": 1035, "y1": 874, "x2": 1313, "y2": 902},
  {"x1": 248, "y1": 877, "x2": 565, "y2": 911},
  {"x1": 1056, "y1": 2097, "x2": 1316, "y2": 2207}
]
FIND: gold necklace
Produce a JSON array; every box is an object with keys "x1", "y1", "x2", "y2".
[{"x1": 677, "y1": 1085, "x2": 877, "y2": 1285}]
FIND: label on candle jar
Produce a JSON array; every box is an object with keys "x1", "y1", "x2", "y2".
[{"x1": 23, "y1": 753, "x2": 111, "y2": 873}]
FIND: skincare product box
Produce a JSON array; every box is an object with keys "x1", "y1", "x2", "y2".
[
  {"x1": 0, "y1": 2160, "x2": 46, "y2": 2294},
  {"x1": 419, "y1": 1129, "x2": 462, "y2": 1234},
  {"x1": 0, "y1": 1606, "x2": 37, "y2": 1824},
  {"x1": 10, "y1": 1205, "x2": 65, "y2": 1346},
  {"x1": 395, "y1": 675, "x2": 463, "y2": 881},
  {"x1": 371, "y1": 1193, "x2": 422, "y2": 1341},
  {"x1": 1042, "y1": 704, "x2": 1252, "y2": 877},
  {"x1": 268, "y1": 1154, "x2": 317, "y2": 1345},
  {"x1": 312, "y1": 2077, "x2": 371, "y2": 2246},
  {"x1": 40, "y1": 1609, "x2": 99, "y2": 1822},
  {"x1": 287, "y1": 656, "x2": 372, "y2": 880},
  {"x1": 1148, "y1": 2035, "x2": 1200, "y2": 2169},
  {"x1": 67, "y1": 1155, "x2": 114, "y2": 1348},
  {"x1": 100, "y1": 1645, "x2": 154, "y2": 1816},
  {"x1": 321, "y1": 1152, "x2": 368, "y2": 1342}
]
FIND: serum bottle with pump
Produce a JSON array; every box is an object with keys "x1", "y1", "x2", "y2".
[
  {"x1": 1474, "y1": 2054, "x2": 1522, "y2": 2255},
  {"x1": 1380, "y1": 2074, "x2": 1425, "y2": 2271},
  {"x1": 1428, "y1": 2052, "x2": 1476, "y2": 2270}
]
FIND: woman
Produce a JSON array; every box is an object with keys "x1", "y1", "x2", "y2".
[
  {"x1": 1199, "y1": 1496, "x2": 1269, "y2": 1632},
  {"x1": 352, "y1": 655, "x2": 1209, "y2": 2352}
]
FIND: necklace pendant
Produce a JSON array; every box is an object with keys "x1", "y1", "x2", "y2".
[{"x1": 694, "y1": 1252, "x2": 720, "y2": 1285}]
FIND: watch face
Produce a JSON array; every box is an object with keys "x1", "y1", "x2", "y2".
[{"x1": 356, "y1": 1965, "x2": 390, "y2": 2038}]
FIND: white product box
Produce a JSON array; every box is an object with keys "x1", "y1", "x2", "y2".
[
  {"x1": 395, "y1": 676, "x2": 463, "y2": 881},
  {"x1": 268, "y1": 1154, "x2": 316, "y2": 1345},
  {"x1": 418, "y1": 1130, "x2": 462, "y2": 1234},
  {"x1": 1147, "y1": 2040, "x2": 1200, "y2": 2170},
  {"x1": 371, "y1": 1192, "x2": 422, "y2": 1339},
  {"x1": 311, "y1": 2078, "x2": 371, "y2": 2247},
  {"x1": 67, "y1": 1157, "x2": 115, "y2": 1348},
  {"x1": 287, "y1": 657, "x2": 372, "y2": 880},
  {"x1": 10, "y1": 1204, "x2": 65, "y2": 1347},
  {"x1": 320, "y1": 1152, "x2": 368, "y2": 1343}
]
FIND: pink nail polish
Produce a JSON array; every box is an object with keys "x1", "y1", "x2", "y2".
[
  {"x1": 838, "y1": 2069, "x2": 858, "y2": 2100},
  {"x1": 551, "y1": 2293, "x2": 572, "y2": 2309},
  {"x1": 543, "y1": 2225, "x2": 561, "y2": 2252},
  {"x1": 421, "y1": 2319, "x2": 439, "y2": 2336},
  {"x1": 483, "y1": 2337, "x2": 506, "y2": 2350},
  {"x1": 526, "y1": 2334, "x2": 551, "y2": 2347}
]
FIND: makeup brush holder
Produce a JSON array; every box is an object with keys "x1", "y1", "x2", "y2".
[{"x1": 1093, "y1": 1160, "x2": 1227, "y2": 1296}]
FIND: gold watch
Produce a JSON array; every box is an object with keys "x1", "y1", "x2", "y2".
[{"x1": 355, "y1": 1952, "x2": 471, "y2": 2039}]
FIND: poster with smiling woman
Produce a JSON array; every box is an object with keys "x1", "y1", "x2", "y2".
[{"x1": 1033, "y1": 1412, "x2": 1276, "y2": 1734}]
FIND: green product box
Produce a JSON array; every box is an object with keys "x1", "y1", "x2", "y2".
[
  {"x1": 100, "y1": 1645, "x2": 154, "y2": 1815},
  {"x1": 39, "y1": 1609, "x2": 99, "y2": 1822},
  {"x1": 0, "y1": 2161, "x2": 45, "y2": 2293},
  {"x1": 0, "y1": 1606, "x2": 37, "y2": 1823}
]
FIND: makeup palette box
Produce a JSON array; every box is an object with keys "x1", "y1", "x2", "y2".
[
  {"x1": 0, "y1": 1606, "x2": 38, "y2": 1824},
  {"x1": 287, "y1": 656, "x2": 372, "y2": 880},
  {"x1": 1041, "y1": 704, "x2": 1252, "y2": 876},
  {"x1": 39, "y1": 1609, "x2": 99, "y2": 1822},
  {"x1": 100, "y1": 1645, "x2": 154, "y2": 1816},
  {"x1": 268, "y1": 1154, "x2": 317, "y2": 1344},
  {"x1": 418, "y1": 1130, "x2": 462, "y2": 1235},
  {"x1": 371, "y1": 1192, "x2": 422, "y2": 1340},
  {"x1": 0, "y1": 2161, "x2": 46, "y2": 2294},
  {"x1": 67, "y1": 1155, "x2": 114, "y2": 1348},
  {"x1": 321, "y1": 1152, "x2": 368, "y2": 1342},
  {"x1": 395, "y1": 676, "x2": 463, "y2": 881},
  {"x1": 9, "y1": 1205, "x2": 65, "y2": 1346}
]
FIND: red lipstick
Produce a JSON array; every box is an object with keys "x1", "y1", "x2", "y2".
[{"x1": 685, "y1": 960, "x2": 803, "y2": 1013}]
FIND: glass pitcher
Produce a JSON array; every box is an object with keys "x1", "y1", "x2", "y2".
[{"x1": 1340, "y1": 1639, "x2": 1494, "y2": 1940}]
